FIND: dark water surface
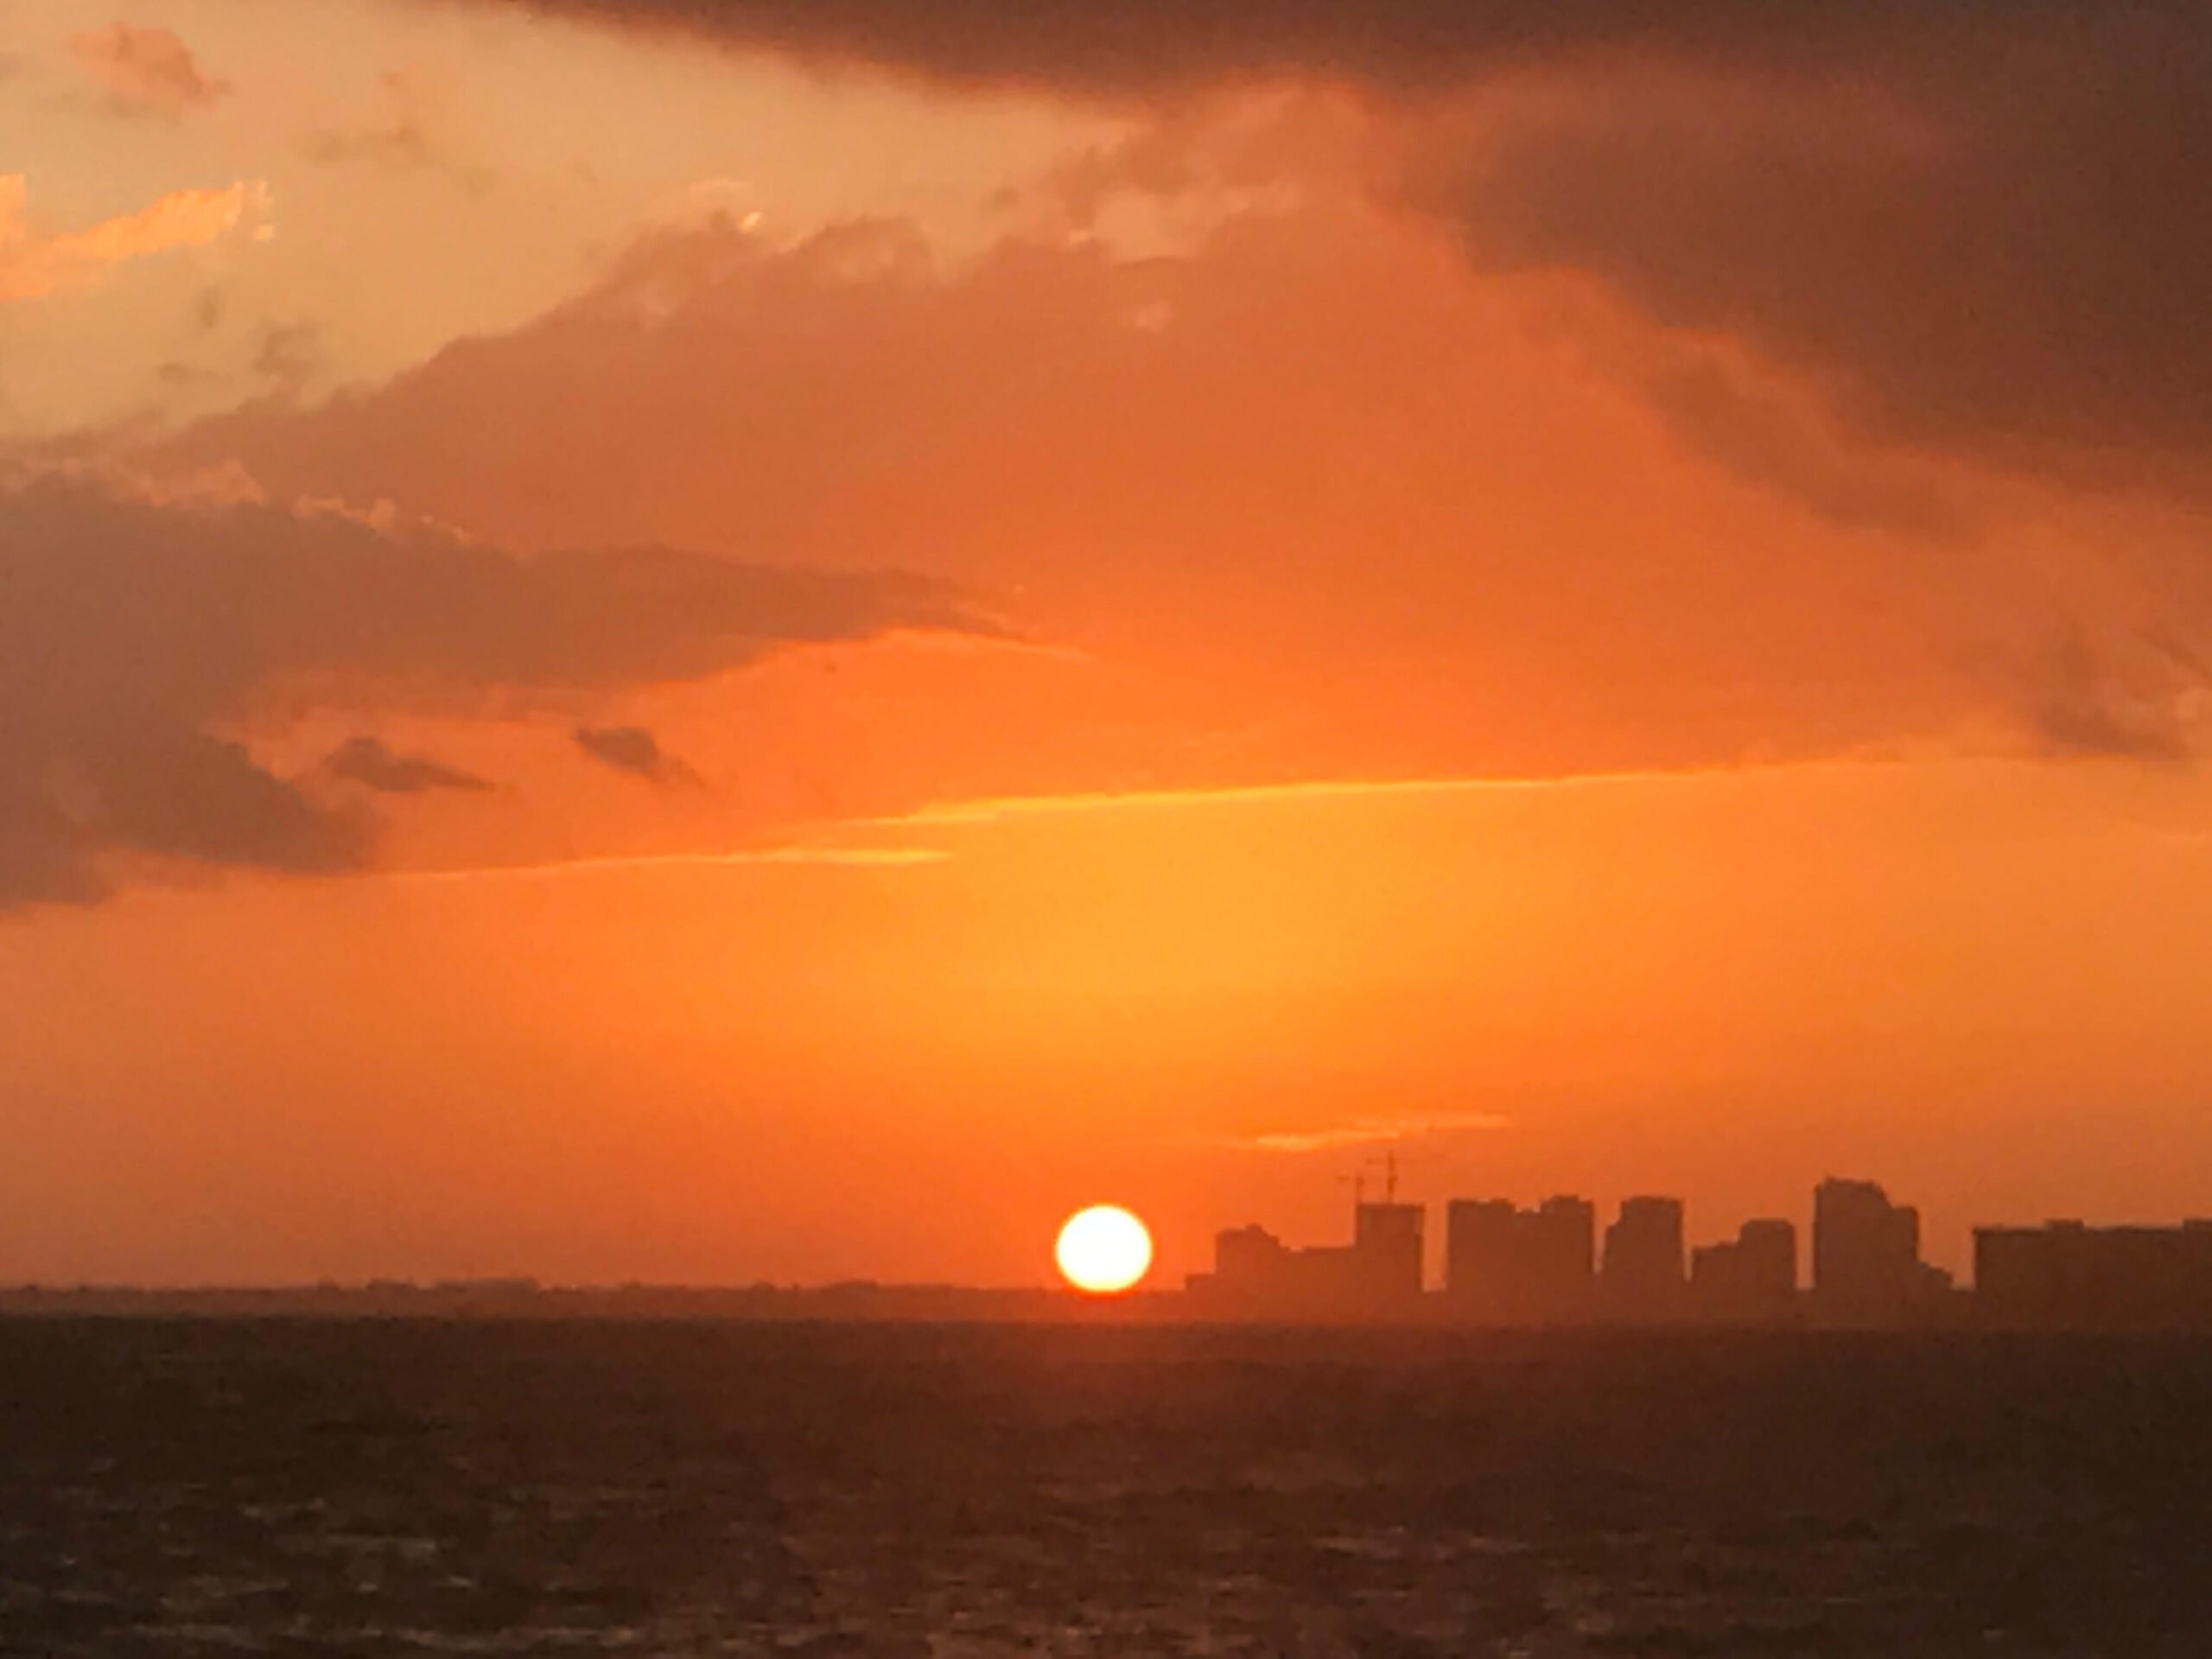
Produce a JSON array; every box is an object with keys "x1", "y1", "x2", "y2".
[{"x1": 3, "y1": 1320, "x2": 2210, "y2": 1655}]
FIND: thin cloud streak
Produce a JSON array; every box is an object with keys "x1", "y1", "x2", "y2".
[
  {"x1": 876, "y1": 765, "x2": 1796, "y2": 828},
  {"x1": 385, "y1": 845, "x2": 951, "y2": 883},
  {"x1": 1218, "y1": 1111, "x2": 1514, "y2": 1154}
]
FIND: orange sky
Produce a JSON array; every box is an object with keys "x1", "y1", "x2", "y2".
[{"x1": 3, "y1": 0, "x2": 2209, "y2": 1285}]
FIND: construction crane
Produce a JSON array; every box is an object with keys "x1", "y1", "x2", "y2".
[{"x1": 1338, "y1": 1149, "x2": 1412, "y2": 1219}]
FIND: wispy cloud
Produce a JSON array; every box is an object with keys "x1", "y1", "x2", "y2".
[
  {"x1": 572, "y1": 723, "x2": 704, "y2": 788},
  {"x1": 323, "y1": 736, "x2": 492, "y2": 796},
  {"x1": 1217, "y1": 1111, "x2": 1514, "y2": 1154},
  {"x1": 385, "y1": 845, "x2": 950, "y2": 884},
  {"x1": 0, "y1": 175, "x2": 268, "y2": 304},
  {"x1": 881, "y1": 766, "x2": 1753, "y2": 829}
]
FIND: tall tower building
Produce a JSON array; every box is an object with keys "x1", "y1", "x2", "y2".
[
  {"x1": 1736, "y1": 1218, "x2": 1799, "y2": 1300},
  {"x1": 1529, "y1": 1197, "x2": 1597, "y2": 1300},
  {"x1": 1445, "y1": 1200, "x2": 1518, "y2": 1300},
  {"x1": 1813, "y1": 1178, "x2": 1924, "y2": 1316},
  {"x1": 1602, "y1": 1197, "x2": 1686, "y2": 1311},
  {"x1": 1354, "y1": 1200, "x2": 1426, "y2": 1301}
]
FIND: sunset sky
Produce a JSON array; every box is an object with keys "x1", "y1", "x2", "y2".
[{"x1": 3, "y1": 0, "x2": 2209, "y2": 1287}]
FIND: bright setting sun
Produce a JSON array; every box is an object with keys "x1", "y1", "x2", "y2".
[{"x1": 1053, "y1": 1205, "x2": 1154, "y2": 1294}]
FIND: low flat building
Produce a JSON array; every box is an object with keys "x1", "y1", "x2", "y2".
[
  {"x1": 1185, "y1": 1202, "x2": 1426, "y2": 1319},
  {"x1": 1976, "y1": 1220, "x2": 2212, "y2": 1330}
]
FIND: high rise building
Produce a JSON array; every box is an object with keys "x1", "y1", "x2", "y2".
[
  {"x1": 1530, "y1": 1197, "x2": 1598, "y2": 1295},
  {"x1": 1444, "y1": 1195, "x2": 1594, "y2": 1318},
  {"x1": 1737, "y1": 1219, "x2": 1798, "y2": 1299},
  {"x1": 1445, "y1": 1199, "x2": 1518, "y2": 1301},
  {"x1": 1602, "y1": 1197, "x2": 1685, "y2": 1311},
  {"x1": 1354, "y1": 1200, "x2": 1426, "y2": 1302},
  {"x1": 1813, "y1": 1179, "x2": 1926, "y2": 1315}
]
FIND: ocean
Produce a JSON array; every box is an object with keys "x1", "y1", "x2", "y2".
[{"x1": 3, "y1": 1319, "x2": 2209, "y2": 1655}]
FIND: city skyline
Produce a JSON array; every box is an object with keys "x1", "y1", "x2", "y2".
[
  {"x1": 12, "y1": 1168, "x2": 2208, "y2": 1335},
  {"x1": 1191, "y1": 1172, "x2": 2212, "y2": 1327}
]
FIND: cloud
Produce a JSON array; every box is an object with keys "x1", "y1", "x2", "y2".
[
  {"x1": 149, "y1": 202, "x2": 2190, "y2": 785},
  {"x1": 1416, "y1": 29, "x2": 2212, "y2": 475},
  {"x1": 463, "y1": 1, "x2": 2080, "y2": 95},
  {"x1": 474, "y1": 3, "x2": 2212, "y2": 475},
  {"x1": 0, "y1": 175, "x2": 269, "y2": 303},
  {"x1": 385, "y1": 843, "x2": 949, "y2": 882},
  {"x1": 302, "y1": 71, "x2": 495, "y2": 193},
  {"x1": 324, "y1": 735, "x2": 493, "y2": 794},
  {"x1": 0, "y1": 466, "x2": 992, "y2": 908},
  {"x1": 1621, "y1": 341, "x2": 1967, "y2": 539},
  {"x1": 1221, "y1": 1110, "x2": 1513, "y2": 1154},
  {"x1": 251, "y1": 319, "x2": 322, "y2": 390},
  {"x1": 885, "y1": 770, "x2": 1716, "y2": 829},
  {"x1": 68, "y1": 23, "x2": 229, "y2": 118},
  {"x1": 571, "y1": 723, "x2": 702, "y2": 786},
  {"x1": 2015, "y1": 626, "x2": 2208, "y2": 763}
]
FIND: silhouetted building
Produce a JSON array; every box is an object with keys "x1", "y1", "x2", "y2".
[
  {"x1": 1976, "y1": 1220, "x2": 2212, "y2": 1330},
  {"x1": 1813, "y1": 1178, "x2": 1936, "y2": 1318},
  {"x1": 1185, "y1": 1199, "x2": 1425, "y2": 1317},
  {"x1": 1533, "y1": 1195, "x2": 1597, "y2": 1289},
  {"x1": 1602, "y1": 1197, "x2": 1685, "y2": 1313},
  {"x1": 1355, "y1": 1200, "x2": 1426, "y2": 1302},
  {"x1": 1213, "y1": 1224, "x2": 1290, "y2": 1289},
  {"x1": 1445, "y1": 1195, "x2": 1594, "y2": 1319},
  {"x1": 1185, "y1": 1223, "x2": 1344, "y2": 1312},
  {"x1": 1446, "y1": 1199, "x2": 1517, "y2": 1297},
  {"x1": 1690, "y1": 1218, "x2": 1797, "y2": 1319}
]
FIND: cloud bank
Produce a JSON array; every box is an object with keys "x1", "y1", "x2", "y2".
[
  {"x1": 0, "y1": 467, "x2": 991, "y2": 907},
  {"x1": 473, "y1": 1, "x2": 2211, "y2": 477}
]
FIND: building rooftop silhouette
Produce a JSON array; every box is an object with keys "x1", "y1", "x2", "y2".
[
  {"x1": 1445, "y1": 1195, "x2": 1594, "y2": 1320},
  {"x1": 1812, "y1": 1178, "x2": 1950, "y2": 1319},
  {"x1": 1186, "y1": 1190, "x2": 1425, "y2": 1318},
  {"x1": 1602, "y1": 1197, "x2": 1687, "y2": 1316},
  {"x1": 1179, "y1": 1171, "x2": 2209, "y2": 1330},
  {"x1": 1691, "y1": 1218, "x2": 1797, "y2": 1319},
  {"x1": 1976, "y1": 1220, "x2": 2212, "y2": 1329}
]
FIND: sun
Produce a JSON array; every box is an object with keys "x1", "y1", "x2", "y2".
[{"x1": 1054, "y1": 1205, "x2": 1154, "y2": 1295}]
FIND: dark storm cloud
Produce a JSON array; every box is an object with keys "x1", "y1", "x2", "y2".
[
  {"x1": 0, "y1": 468, "x2": 990, "y2": 908},
  {"x1": 571, "y1": 724, "x2": 702, "y2": 786},
  {"x1": 473, "y1": 1, "x2": 2117, "y2": 93},
  {"x1": 480, "y1": 0, "x2": 2211, "y2": 471},
  {"x1": 324, "y1": 735, "x2": 493, "y2": 794},
  {"x1": 1423, "y1": 27, "x2": 2212, "y2": 468}
]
